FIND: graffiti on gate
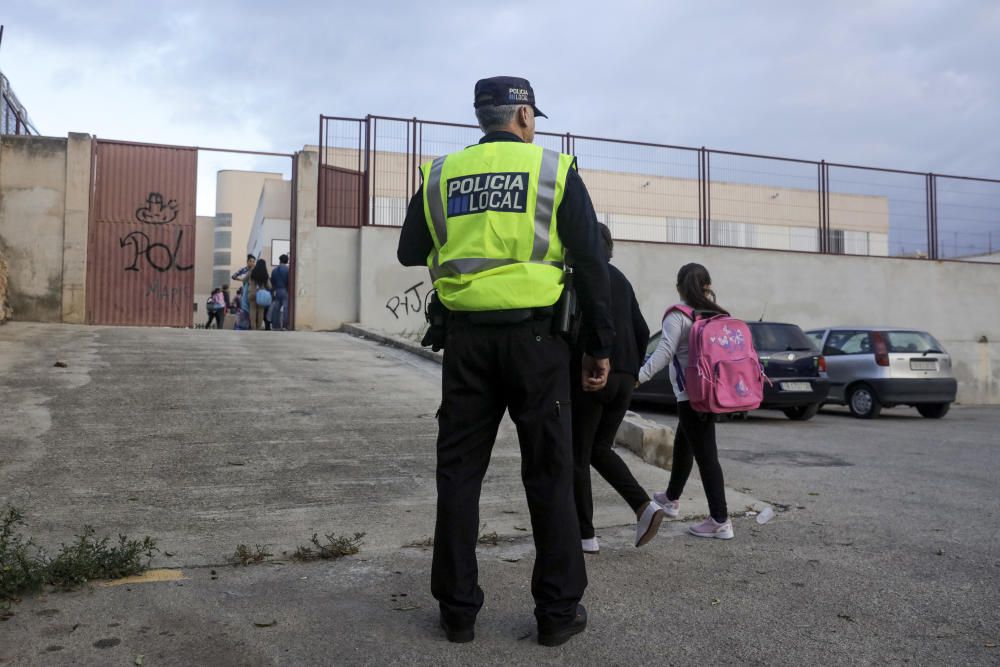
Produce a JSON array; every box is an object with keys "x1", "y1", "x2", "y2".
[
  {"x1": 135, "y1": 193, "x2": 179, "y2": 224},
  {"x1": 145, "y1": 277, "x2": 192, "y2": 302},
  {"x1": 385, "y1": 281, "x2": 432, "y2": 320},
  {"x1": 121, "y1": 192, "x2": 193, "y2": 273}
]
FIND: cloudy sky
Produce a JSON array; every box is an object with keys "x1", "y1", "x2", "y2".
[{"x1": 3, "y1": 0, "x2": 999, "y2": 223}]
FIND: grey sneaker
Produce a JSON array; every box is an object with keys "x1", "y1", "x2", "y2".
[
  {"x1": 688, "y1": 517, "x2": 734, "y2": 540},
  {"x1": 653, "y1": 491, "x2": 679, "y2": 518}
]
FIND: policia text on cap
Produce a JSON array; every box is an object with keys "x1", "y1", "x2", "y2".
[{"x1": 397, "y1": 76, "x2": 615, "y2": 647}]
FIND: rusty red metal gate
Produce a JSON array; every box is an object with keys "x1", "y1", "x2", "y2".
[{"x1": 86, "y1": 140, "x2": 198, "y2": 326}]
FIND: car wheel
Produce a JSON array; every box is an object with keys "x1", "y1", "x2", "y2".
[
  {"x1": 916, "y1": 403, "x2": 951, "y2": 419},
  {"x1": 847, "y1": 385, "x2": 881, "y2": 419},
  {"x1": 783, "y1": 403, "x2": 820, "y2": 421}
]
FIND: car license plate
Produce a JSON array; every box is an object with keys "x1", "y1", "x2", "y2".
[
  {"x1": 910, "y1": 360, "x2": 937, "y2": 371},
  {"x1": 780, "y1": 382, "x2": 812, "y2": 392}
]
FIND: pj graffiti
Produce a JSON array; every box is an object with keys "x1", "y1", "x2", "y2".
[{"x1": 385, "y1": 281, "x2": 430, "y2": 320}]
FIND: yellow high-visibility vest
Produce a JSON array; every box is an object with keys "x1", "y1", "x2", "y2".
[{"x1": 420, "y1": 141, "x2": 574, "y2": 311}]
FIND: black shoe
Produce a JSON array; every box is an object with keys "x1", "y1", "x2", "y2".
[
  {"x1": 538, "y1": 604, "x2": 587, "y2": 647},
  {"x1": 440, "y1": 617, "x2": 474, "y2": 643}
]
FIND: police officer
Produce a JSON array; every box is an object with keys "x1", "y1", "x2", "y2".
[{"x1": 397, "y1": 76, "x2": 614, "y2": 647}]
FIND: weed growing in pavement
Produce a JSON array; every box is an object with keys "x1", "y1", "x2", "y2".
[
  {"x1": 403, "y1": 536, "x2": 434, "y2": 548},
  {"x1": 46, "y1": 528, "x2": 158, "y2": 590},
  {"x1": 0, "y1": 507, "x2": 47, "y2": 604},
  {"x1": 230, "y1": 544, "x2": 273, "y2": 566},
  {"x1": 292, "y1": 532, "x2": 365, "y2": 561},
  {"x1": 477, "y1": 531, "x2": 499, "y2": 546},
  {"x1": 1, "y1": 506, "x2": 158, "y2": 605}
]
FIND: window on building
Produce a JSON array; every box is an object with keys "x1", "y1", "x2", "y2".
[
  {"x1": 828, "y1": 229, "x2": 845, "y2": 254},
  {"x1": 271, "y1": 240, "x2": 290, "y2": 266}
]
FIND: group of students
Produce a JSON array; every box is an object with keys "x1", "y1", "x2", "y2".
[
  {"x1": 211, "y1": 253, "x2": 291, "y2": 331},
  {"x1": 572, "y1": 224, "x2": 734, "y2": 555}
]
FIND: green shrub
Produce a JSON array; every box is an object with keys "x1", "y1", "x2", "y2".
[
  {"x1": 292, "y1": 532, "x2": 365, "y2": 561},
  {"x1": 1, "y1": 506, "x2": 158, "y2": 604},
  {"x1": 230, "y1": 543, "x2": 272, "y2": 566},
  {"x1": 47, "y1": 527, "x2": 158, "y2": 589},
  {"x1": 0, "y1": 507, "x2": 47, "y2": 603}
]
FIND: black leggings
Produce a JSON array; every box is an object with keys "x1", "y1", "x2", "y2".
[
  {"x1": 666, "y1": 401, "x2": 728, "y2": 522},
  {"x1": 572, "y1": 372, "x2": 650, "y2": 540},
  {"x1": 206, "y1": 308, "x2": 224, "y2": 329}
]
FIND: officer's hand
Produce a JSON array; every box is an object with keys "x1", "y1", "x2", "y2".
[{"x1": 582, "y1": 355, "x2": 610, "y2": 392}]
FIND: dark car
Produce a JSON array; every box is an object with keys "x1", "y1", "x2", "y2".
[{"x1": 631, "y1": 321, "x2": 829, "y2": 420}]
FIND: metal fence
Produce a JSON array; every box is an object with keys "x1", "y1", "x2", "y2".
[
  {"x1": 318, "y1": 114, "x2": 1000, "y2": 264},
  {"x1": 0, "y1": 71, "x2": 37, "y2": 136}
]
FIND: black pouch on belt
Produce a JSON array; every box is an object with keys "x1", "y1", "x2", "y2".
[
  {"x1": 553, "y1": 268, "x2": 581, "y2": 342},
  {"x1": 421, "y1": 290, "x2": 448, "y2": 351}
]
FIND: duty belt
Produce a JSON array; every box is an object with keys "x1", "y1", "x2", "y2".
[{"x1": 449, "y1": 306, "x2": 554, "y2": 326}]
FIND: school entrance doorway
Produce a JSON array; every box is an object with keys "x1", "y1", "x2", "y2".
[{"x1": 84, "y1": 139, "x2": 298, "y2": 328}]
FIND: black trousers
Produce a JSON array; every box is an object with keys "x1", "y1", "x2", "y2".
[
  {"x1": 666, "y1": 401, "x2": 729, "y2": 522},
  {"x1": 572, "y1": 372, "x2": 650, "y2": 540},
  {"x1": 431, "y1": 317, "x2": 586, "y2": 633}
]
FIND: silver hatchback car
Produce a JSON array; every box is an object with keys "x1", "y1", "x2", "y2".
[{"x1": 805, "y1": 327, "x2": 958, "y2": 419}]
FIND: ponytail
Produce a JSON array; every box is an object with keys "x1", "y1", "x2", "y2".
[{"x1": 676, "y1": 263, "x2": 728, "y2": 315}]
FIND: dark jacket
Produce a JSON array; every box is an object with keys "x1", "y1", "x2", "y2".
[
  {"x1": 576, "y1": 263, "x2": 649, "y2": 379},
  {"x1": 609, "y1": 264, "x2": 650, "y2": 378},
  {"x1": 396, "y1": 131, "x2": 614, "y2": 358}
]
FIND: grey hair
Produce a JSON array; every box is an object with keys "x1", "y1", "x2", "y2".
[{"x1": 475, "y1": 104, "x2": 521, "y2": 133}]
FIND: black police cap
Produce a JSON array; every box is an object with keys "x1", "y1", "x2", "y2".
[{"x1": 473, "y1": 76, "x2": 547, "y2": 118}]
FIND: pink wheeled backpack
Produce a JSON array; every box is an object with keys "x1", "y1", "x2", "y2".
[{"x1": 665, "y1": 304, "x2": 767, "y2": 414}]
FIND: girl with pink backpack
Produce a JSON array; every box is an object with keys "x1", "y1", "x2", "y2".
[{"x1": 636, "y1": 263, "x2": 737, "y2": 540}]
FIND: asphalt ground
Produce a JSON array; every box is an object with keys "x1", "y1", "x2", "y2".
[{"x1": 0, "y1": 322, "x2": 998, "y2": 665}]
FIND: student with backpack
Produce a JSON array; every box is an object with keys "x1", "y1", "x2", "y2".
[
  {"x1": 637, "y1": 263, "x2": 762, "y2": 540},
  {"x1": 211, "y1": 287, "x2": 227, "y2": 329},
  {"x1": 204, "y1": 288, "x2": 226, "y2": 329},
  {"x1": 572, "y1": 225, "x2": 665, "y2": 554},
  {"x1": 247, "y1": 259, "x2": 273, "y2": 331},
  {"x1": 204, "y1": 289, "x2": 221, "y2": 329}
]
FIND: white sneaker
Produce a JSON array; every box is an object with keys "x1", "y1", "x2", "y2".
[
  {"x1": 581, "y1": 537, "x2": 599, "y2": 554},
  {"x1": 688, "y1": 517, "x2": 734, "y2": 540},
  {"x1": 653, "y1": 491, "x2": 679, "y2": 518},
  {"x1": 635, "y1": 502, "x2": 665, "y2": 547}
]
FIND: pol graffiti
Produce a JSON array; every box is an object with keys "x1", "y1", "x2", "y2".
[{"x1": 120, "y1": 192, "x2": 193, "y2": 273}]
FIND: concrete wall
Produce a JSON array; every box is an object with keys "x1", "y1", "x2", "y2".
[
  {"x1": 0, "y1": 135, "x2": 68, "y2": 321},
  {"x1": 193, "y1": 214, "x2": 215, "y2": 320},
  {"x1": 0, "y1": 246, "x2": 11, "y2": 322},
  {"x1": 358, "y1": 226, "x2": 428, "y2": 335},
  {"x1": 292, "y1": 150, "x2": 360, "y2": 330},
  {"x1": 61, "y1": 133, "x2": 91, "y2": 323},
  {"x1": 351, "y1": 224, "x2": 1000, "y2": 404}
]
